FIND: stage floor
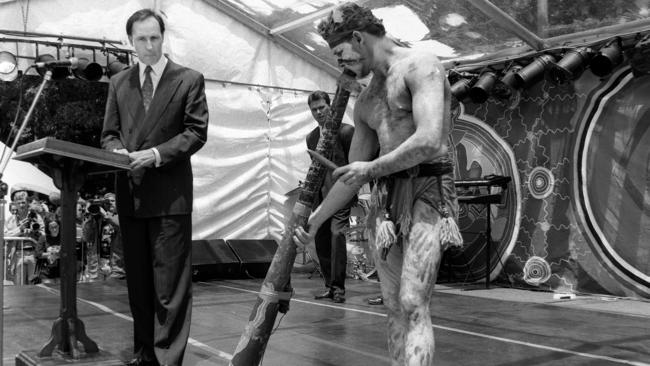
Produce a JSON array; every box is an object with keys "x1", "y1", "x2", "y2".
[{"x1": 2, "y1": 273, "x2": 650, "y2": 365}]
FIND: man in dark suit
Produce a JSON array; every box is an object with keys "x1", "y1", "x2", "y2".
[
  {"x1": 101, "y1": 8, "x2": 208, "y2": 366},
  {"x1": 306, "y1": 90, "x2": 354, "y2": 303}
]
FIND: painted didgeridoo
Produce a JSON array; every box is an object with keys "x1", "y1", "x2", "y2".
[{"x1": 229, "y1": 70, "x2": 359, "y2": 366}]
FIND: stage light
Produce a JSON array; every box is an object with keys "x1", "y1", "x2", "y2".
[
  {"x1": 514, "y1": 54, "x2": 556, "y2": 88},
  {"x1": 450, "y1": 78, "x2": 473, "y2": 101},
  {"x1": 491, "y1": 64, "x2": 523, "y2": 99},
  {"x1": 0, "y1": 51, "x2": 18, "y2": 81},
  {"x1": 34, "y1": 54, "x2": 70, "y2": 80},
  {"x1": 590, "y1": 39, "x2": 623, "y2": 77},
  {"x1": 628, "y1": 34, "x2": 650, "y2": 77},
  {"x1": 107, "y1": 59, "x2": 129, "y2": 78},
  {"x1": 500, "y1": 64, "x2": 523, "y2": 90},
  {"x1": 547, "y1": 47, "x2": 594, "y2": 84},
  {"x1": 469, "y1": 71, "x2": 497, "y2": 103},
  {"x1": 73, "y1": 57, "x2": 103, "y2": 81}
]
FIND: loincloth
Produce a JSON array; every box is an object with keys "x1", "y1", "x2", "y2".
[{"x1": 368, "y1": 158, "x2": 462, "y2": 258}]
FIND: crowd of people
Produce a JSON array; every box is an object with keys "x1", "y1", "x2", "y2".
[{"x1": 3, "y1": 189, "x2": 125, "y2": 285}]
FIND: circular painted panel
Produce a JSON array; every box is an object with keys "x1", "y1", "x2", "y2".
[
  {"x1": 440, "y1": 106, "x2": 521, "y2": 283},
  {"x1": 528, "y1": 167, "x2": 555, "y2": 199},
  {"x1": 577, "y1": 68, "x2": 650, "y2": 291},
  {"x1": 523, "y1": 256, "x2": 552, "y2": 285}
]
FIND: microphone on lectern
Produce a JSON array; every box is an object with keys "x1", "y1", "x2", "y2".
[{"x1": 34, "y1": 57, "x2": 79, "y2": 69}]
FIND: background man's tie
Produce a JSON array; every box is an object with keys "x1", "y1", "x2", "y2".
[{"x1": 142, "y1": 65, "x2": 153, "y2": 112}]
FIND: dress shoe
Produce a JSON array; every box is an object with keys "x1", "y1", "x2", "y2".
[
  {"x1": 314, "y1": 290, "x2": 334, "y2": 300},
  {"x1": 332, "y1": 292, "x2": 345, "y2": 303},
  {"x1": 367, "y1": 295, "x2": 383, "y2": 305}
]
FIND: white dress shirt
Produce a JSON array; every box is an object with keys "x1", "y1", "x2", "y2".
[
  {"x1": 137, "y1": 56, "x2": 168, "y2": 167},
  {"x1": 138, "y1": 56, "x2": 168, "y2": 97}
]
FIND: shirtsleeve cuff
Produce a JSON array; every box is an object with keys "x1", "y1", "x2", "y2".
[{"x1": 152, "y1": 147, "x2": 162, "y2": 167}]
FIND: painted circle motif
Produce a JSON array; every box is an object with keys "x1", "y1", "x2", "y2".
[
  {"x1": 576, "y1": 68, "x2": 650, "y2": 293},
  {"x1": 443, "y1": 107, "x2": 521, "y2": 283},
  {"x1": 523, "y1": 256, "x2": 552, "y2": 285},
  {"x1": 528, "y1": 167, "x2": 555, "y2": 199}
]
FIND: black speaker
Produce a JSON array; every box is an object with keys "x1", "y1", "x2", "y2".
[
  {"x1": 191, "y1": 239, "x2": 241, "y2": 280},
  {"x1": 226, "y1": 239, "x2": 278, "y2": 278}
]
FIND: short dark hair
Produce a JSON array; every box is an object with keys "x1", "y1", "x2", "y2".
[
  {"x1": 308, "y1": 90, "x2": 331, "y2": 106},
  {"x1": 126, "y1": 9, "x2": 165, "y2": 36}
]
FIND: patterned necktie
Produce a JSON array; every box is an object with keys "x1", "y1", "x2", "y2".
[{"x1": 142, "y1": 65, "x2": 153, "y2": 112}]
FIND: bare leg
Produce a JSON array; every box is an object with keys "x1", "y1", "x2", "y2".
[
  {"x1": 399, "y1": 200, "x2": 444, "y2": 366},
  {"x1": 16, "y1": 255, "x2": 36, "y2": 284},
  {"x1": 368, "y1": 226, "x2": 406, "y2": 365},
  {"x1": 386, "y1": 313, "x2": 407, "y2": 366}
]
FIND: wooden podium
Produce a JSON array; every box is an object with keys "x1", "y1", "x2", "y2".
[{"x1": 13, "y1": 138, "x2": 130, "y2": 365}]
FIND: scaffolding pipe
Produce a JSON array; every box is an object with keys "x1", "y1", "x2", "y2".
[{"x1": 466, "y1": 0, "x2": 546, "y2": 51}]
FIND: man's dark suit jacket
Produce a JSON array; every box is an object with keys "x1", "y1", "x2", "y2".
[
  {"x1": 306, "y1": 123, "x2": 354, "y2": 201},
  {"x1": 101, "y1": 60, "x2": 209, "y2": 217},
  {"x1": 306, "y1": 123, "x2": 354, "y2": 292}
]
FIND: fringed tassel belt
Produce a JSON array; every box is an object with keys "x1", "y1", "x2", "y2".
[
  {"x1": 372, "y1": 161, "x2": 463, "y2": 260},
  {"x1": 388, "y1": 162, "x2": 454, "y2": 179}
]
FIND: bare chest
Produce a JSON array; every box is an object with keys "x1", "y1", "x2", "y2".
[
  {"x1": 365, "y1": 74, "x2": 411, "y2": 118},
  {"x1": 359, "y1": 75, "x2": 414, "y2": 149}
]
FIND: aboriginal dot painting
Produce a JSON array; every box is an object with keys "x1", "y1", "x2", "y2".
[{"x1": 448, "y1": 65, "x2": 650, "y2": 298}]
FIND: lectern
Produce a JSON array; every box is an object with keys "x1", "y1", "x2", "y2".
[{"x1": 13, "y1": 138, "x2": 130, "y2": 366}]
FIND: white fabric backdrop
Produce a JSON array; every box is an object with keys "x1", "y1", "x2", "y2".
[{"x1": 194, "y1": 83, "x2": 353, "y2": 241}]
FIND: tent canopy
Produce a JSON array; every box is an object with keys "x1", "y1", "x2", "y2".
[{"x1": 209, "y1": 0, "x2": 650, "y2": 75}]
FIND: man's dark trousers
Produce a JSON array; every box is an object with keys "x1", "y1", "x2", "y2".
[
  {"x1": 314, "y1": 207, "x2": 349, "y2": 291},
  {"x1": 120, "y1": 214, "x2": 192, "y2": 365}
]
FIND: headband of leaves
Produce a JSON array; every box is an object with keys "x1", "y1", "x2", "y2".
[{"x1": 317, "y1": 3, "x2": 383, "y2": 48}]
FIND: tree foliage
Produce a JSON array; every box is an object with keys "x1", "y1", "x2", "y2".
[
  {"x1": 0, "y1": 75, "x2": 112, "y2": 196},
  {"x1": 1, "y1": 75, "x2": 107, "y2": 147}
]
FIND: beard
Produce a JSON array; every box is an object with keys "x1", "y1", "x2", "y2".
[{"x1": 339, "y1": 57, "x2": 362, "y2": 70}]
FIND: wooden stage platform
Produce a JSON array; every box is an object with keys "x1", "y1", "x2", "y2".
[{"x1": 2, "y1": 273, "x2": 650, "y2": 365}]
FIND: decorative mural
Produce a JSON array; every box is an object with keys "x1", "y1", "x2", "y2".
[
  {"x1": 575, "y1": 68, "x2": 650, "y2": 296},
  {"x1": 441, "y1": 111, "x2": 521, "y2": 284},
  {"x1": 449, "y1": 63, "x2": 650, "y2": 298}
]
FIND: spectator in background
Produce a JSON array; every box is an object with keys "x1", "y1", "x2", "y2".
[
  {"x1": 103, "y1": 192, "x2": 126, "y2": 279},
  {"x1": 27, "y1": 200, "x2": 46, "y2": 230},
  {"x1": 306, "y1": 90, "x2": 355, "y2": 303},
  {"x1": 5, "y1": 202, "x2": 20, "y2": 236},
  {"x1": 47, "y1": 192, "x2": 61, "y2": 214},
  {"x1": 74, "y1": 198, "x2": 87, "y2": 278},
  {"x1": 82, "y1": 198, "x2": 107, "y2": 280},
  {"x1": 40, "y1": 219, "x2": 62, "y2": 281},
  {"x1": 4, "y1": 202, "x2": 21, "y2": 281},
  {"x1": 14, "y1": 217, "x2": 46, "y2": 284},
  {"x1": 81, "y1": 195, "x2": 124, "y2": 280},
  {"x1": 13, "y1": 190, "x2": 30, "y2": 222}
]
